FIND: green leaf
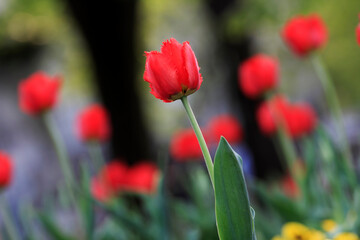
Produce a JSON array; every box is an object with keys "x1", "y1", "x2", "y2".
[
  {"x1": 79, "y1": 162, "x2": 95, "y2": 240},
  {"x1": 214, "y1": 137, "x2": 256, "y2": 240},
  {"x1": 38, "y1": 212, "x2": 76, "y2": 240}
]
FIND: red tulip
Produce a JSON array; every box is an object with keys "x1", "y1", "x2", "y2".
[
  {"x1": 91, "y1": 161, "x2": 127, "y2": 201},
  {"x1": 207, "y1": 115, "x2": 243, "y2": 144},
  {"x1": 91, "y1": 161, "x2": 160, "y2": 201},
  {"x1": 356, "y1": 14, "x2": 360, "y2": 46},
  {"x1": 238, "y1": 54, "x2": 279, "y2": 98},
  {"x1": 170, "y1": 129, "x2": 204, "y2": 161},
  {"x1": 0, "y1": 152, "x2": 13, "y2": 190},
  {"x1": 99, "y1": 161, "x2": 128, "y2": 192},
  {"x1": 77, "y1": 104, "x2": 111, "y2": 142},
  {"x1": 19, "y1": 71, "x2": 61, "y2": 115},
  {"x1": 257, "y1": 96, "x2": 317, "y2": 138},
  {"x1": 90, "y1": 177, "x2": 113, "y2": 202},
  {"x1": 144, "y1": 38, "x2": 203, "y2": 102},
  {"x1": 285, "y1": 103, "x2": 317, "y2": 138},
  {"x1": 282, "y1": 15, "x2": 327, "y2": 57},
  {"x1": 256, "y1": 95, "x2": 289, "y2": 135},
  {"x1": 124, "y1": 162, "x2": 160, "y2": 194}
]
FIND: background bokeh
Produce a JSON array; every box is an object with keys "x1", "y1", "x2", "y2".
[{"x1": 0, "y1": 0, "x2": 360, "y2": 231}]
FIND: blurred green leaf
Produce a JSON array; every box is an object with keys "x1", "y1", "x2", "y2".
[
  {"x1": 97, "y1": 200, "x2": 150, "y2": 240},
  {"x1": 214, "y1": 137, "x2": 256, "y2": 240},
  {"x1": 79, "y1": 162, "x2": 95, "y2": 240},
  {"x1": 38, "y1": 212, "x2": 76, "y2": 240}
]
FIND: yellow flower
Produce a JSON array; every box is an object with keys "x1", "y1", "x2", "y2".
[
  {"x1": 334, "y1": 232, "x2": 359, "y2": 240},
  {"x1": 308, "y1": 230, "x2": 326, "y2": 240},
  {"x1": 282, "y1": 222, "x2": 311, "y2": 240},
  {"x1": 321, "y1": 219, "x2": 337, "y2": 232}
]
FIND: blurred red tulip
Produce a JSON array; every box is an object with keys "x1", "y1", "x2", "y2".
[
  {"x1": 207, "y1": 114, "x2": 243, "y2": 144},
  {"x1": 286, "y1": 103, "x2": 317, "y2": 138},
  {"x1": 19, "y1": 71, "x2": 61, "y2": 115},
  {"x1": 238, "y1": 54, "x2": 279, "y2": 98},
  {"x1": 170, "y1": 129, "x2": 204, "y2": 161},
  {"x1": 144, "y1": 38, "x2": 202, "y2": 102},
  {"x1": 124, "y1": 162, "x2": 160, "y2": 194},
  {"x1": 257, "y1": 96, "x2": 317, "y2": 138},
  {"x1": 99, "y1": 161, "x2": 128, "y2": 192},
  {"x1": 91, "y1": 161, "x2": 160, "y2": 201},
  {"x1": 356, "y1": 14, "x2": 360, "y2": 46},
  {"x1": 282, "y1": 15, "x2": 327, "y2": 57},
  {"x1": 257, "y1": 95, "x2": 289, "y2": 135},
  {"x1": 91, "y1": 161, "x2": 127, "y2": 201},
  {"x1": 0, "y1": 152, "x2": 13, "y2": 190},
  {"x1": 77, "y1": 104, "x2": 111, "y2": 142},
  {"x1": 90, "y1": 177, "x2": 113, "y2": 202}
]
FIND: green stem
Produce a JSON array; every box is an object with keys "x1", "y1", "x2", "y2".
[
  {"x1": 87, "y1": 141, "x2": 105, "y2": 171},
  {"x1": 311, "y1": 55, "x2": 357, "y2": 188},
  {"x1": 181, "y1": 97, "x2": 214, "y2": 187},
  {"x1": 317, "y1": 134, "x2": 346, "y2": 221},
  {"x1": 0, "y1": 196, "x2": 21, "y2": 240},
  {"x1": 42, "y1": 113, "x2": 75, "y2": 200}
]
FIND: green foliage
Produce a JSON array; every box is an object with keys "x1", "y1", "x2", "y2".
[{"x1": 214, "y1": 137, "x2": 256, "y2": 240}]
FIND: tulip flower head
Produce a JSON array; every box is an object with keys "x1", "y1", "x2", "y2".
[
  {"x1": 0, "y1": 152, "x2": 13, "y2": 190},
  {"x1": 144, "y1": 38, "x2": 203, "y2": 102},
  {"x1": 124, "y1": 162, "x2": 160, "y2": 194},
  {"x1": 356, "y1": 14, "x2": 360, "y2": 46},
  {"x1": 91, "y1": 161, "x2": 160, "y2": 201},
  {"x1": 170, "y1": 129, "x2": 204, "y2": 161},
  {"x1": 282, "y1": 15, "x2": 328, "y2": 57},
  {"x1": 256, "y1": 95, "x2": 289, "y2": 135},
  {"x1": 19, "y1": 71, "x2": 62, "y2": 115},
  {"x1": 207, "y1": 114, "x2": 243, "y2": 144},
  {"x1": 238, "y1": 54, "x2": 279, "y2": 98},
  {"x1": 77, "y1": 104, "x2": 111, "y2": 142},
  {"x1": 257, "y1": 96, "x2": 317, "y2": 138},
  {"x1": 285, "y1": 103, "x2": 317, "y2": 138},
  {"x1": 91, "y1": 161, "x2": 127, "y2": 202},
  {"x1": 91, "y1": 177, "x2": 114, "y2": 202}
]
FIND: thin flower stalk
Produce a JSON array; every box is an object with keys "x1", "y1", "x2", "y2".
[
  {"x1": 181, "y1": 96, "x2": 214, "y2": 187},
  {"x1": 311, "y1": 54, "x2": 357, "y2": 188},
  {"x1": 88, "y1": 141, "x2": 106, "y2": 171},
  {"x1": 42, "y1": 112, "x2": 75, "y2": 201}
]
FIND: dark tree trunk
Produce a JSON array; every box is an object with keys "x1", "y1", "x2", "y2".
[{"x1": 62, "y1": 0, "x2": 150, "y2": 163}]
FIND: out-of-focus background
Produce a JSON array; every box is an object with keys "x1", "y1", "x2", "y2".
[{"x1": 1, "y1": 0, "x2": 360, "y2": 226}]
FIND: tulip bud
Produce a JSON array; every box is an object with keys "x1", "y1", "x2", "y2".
[
  {"x1": 77, "y1": 104, "x2": 111, "y2": 142},
  {"x1": 170, "y1": 129, "x2": 204, "y2": 161},
  {"x1": 282, "y1": 15, "x2": 327, "y2": 57},
  {"x1": 19, "y1": 71, "x2": 61, "y2": 115},
  {"x1": 238, "y1": 54, "x2": 279, "y2": 98},
  {"x1": 144, "y1": 38, "x2": 203, "y2": 102},
  {"x1": 257, "y1": 96, "x2": 317, "y2": 138},
  {"x1": 91, "y1": 161, "x2": 127, "y2": 202},
  {"x1": 256, "y1": 95, "x2": 289, "y2": 135},
  {"x1": 207, "y1": 114, "x2": 243, "y2": 144},
  {"x1": 124, "y1": 162, "x2": 160, "y2": 194}
]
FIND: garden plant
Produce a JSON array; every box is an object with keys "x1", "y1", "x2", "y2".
[{"x1": 0, "y1": 10, "x2": 360, "y2": 240}]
